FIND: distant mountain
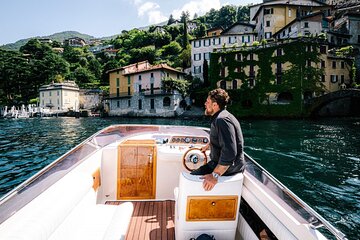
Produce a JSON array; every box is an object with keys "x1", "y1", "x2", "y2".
[{"x1": 0, "y1": 31, "x2": 95, "y2": 51}]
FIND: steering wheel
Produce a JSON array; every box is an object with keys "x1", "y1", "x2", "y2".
[{"x1": 182, "y1": 147, "x2": 207, "y2": 172}]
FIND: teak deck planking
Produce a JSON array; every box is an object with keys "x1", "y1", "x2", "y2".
[{"x1": 106, "y1": 200, "x2": 175, "y2": 240}]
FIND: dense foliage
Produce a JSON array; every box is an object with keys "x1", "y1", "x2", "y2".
[{"x1": 0, "y1": 4, "x2": 251, "y2": 105}]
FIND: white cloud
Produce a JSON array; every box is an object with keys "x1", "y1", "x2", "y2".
[
  {"x1": 131, "y1": 1, "x2": 167, "y2": 24},
  {"x1": 138, "y1": 2, "x2": 159, "y2": 17},
  {"x1": 172, "y1": 0, "x2": 221, "y2": 19}
]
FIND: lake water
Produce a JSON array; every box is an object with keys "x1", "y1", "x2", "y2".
[{"x1": 0, "y1": 117, "x2": 359, "y2": 239}]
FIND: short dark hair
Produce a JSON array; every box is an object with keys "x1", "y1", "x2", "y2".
[{"x1": 208, "y1": 88, "x2": 230, "y2": 110}]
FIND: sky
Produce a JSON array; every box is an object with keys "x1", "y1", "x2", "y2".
[{"x1": 0, "y1": 0, "x2": 262, "y2": 45}]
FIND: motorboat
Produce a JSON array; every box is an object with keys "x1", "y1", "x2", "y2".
[{"x1": 0, "y1": 125, "x2": 347, "y2": 240}]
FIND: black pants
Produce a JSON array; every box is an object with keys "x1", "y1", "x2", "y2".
[{"x1": 190, "y1": 160, "x2": 244, "y2": 176}]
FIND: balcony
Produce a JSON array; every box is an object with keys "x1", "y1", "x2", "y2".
[
  {"x1": 107, "y1": 89, "x2": 175, "y2": 99},
  {"x1": 107, "y1": 92, "x2": 132, "y2": 99},
  {"x1": 142, "y1": 89, "x2": 175, "y2": 96}
]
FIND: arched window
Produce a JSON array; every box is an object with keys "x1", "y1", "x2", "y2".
[
  {"x1": 163, "y1": 97, "x2": 171, "y2": 107},
  {"x1": 220, "y1": 80, "x2": 226, "y2": 89},
  {"x1": 277, "y1": 92, "x2": 293, "y2": 103}
]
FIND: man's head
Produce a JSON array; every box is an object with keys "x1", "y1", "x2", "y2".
[{"x1": 204, "y1": 88, "x2": 230, "y2": 116}]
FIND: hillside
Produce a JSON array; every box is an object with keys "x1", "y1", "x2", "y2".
[{"x1": 0, "y1": 31, "x2": 94, "y2": 51}]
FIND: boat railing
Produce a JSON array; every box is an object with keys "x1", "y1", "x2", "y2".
[{"x1": 244, "y1": 153, "x2": 347, "y2": 240}]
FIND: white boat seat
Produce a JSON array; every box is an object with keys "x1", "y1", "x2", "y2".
[{"x1": 174, "y1": 172, "x2": 244, "y2": 240}]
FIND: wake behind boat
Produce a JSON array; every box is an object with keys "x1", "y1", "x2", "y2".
[{"x1": 0, "y1": 125, "x2": 347, "y2": 240}]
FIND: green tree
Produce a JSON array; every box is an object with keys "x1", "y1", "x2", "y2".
[
  {"x1": 218, "y1": 5, "x2": 237, "y2": 29},
  {"x1": 237, "y1": 6, "x2": 250, "y2": 22},
  {"x1": 167, "y1": 14, "x2": 176, "y2": 25},
  {"x1": 193, "y1": 23, "x2": 207, "y2": 38}
]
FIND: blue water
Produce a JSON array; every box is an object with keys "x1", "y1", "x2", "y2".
[{"x1": 0, "y1": 117, "x2": 359, "y2": 239}]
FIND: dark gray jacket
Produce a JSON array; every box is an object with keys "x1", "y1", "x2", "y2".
[{"x1": 209, "y1": 109, "x2": 245, "y2": 175}]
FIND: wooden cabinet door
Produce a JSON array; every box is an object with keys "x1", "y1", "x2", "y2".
[{"x1": 117, "y1": 140, "x2": 156, "y2": 199}]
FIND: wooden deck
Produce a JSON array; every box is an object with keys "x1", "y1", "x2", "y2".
[{"x1": 106, "y1": 200, "x2": 175, "y2": 240}]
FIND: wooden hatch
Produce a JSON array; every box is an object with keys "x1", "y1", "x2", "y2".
[
  {"x1": 117, "y1": 139, "x2": 157, "y2": 200},
  {"x1": 186, "y1": 196, "x2": 238, "y2": 221}
]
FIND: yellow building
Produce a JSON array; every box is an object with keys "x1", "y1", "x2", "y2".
[{"x1": 251, "y1": 0, "x2": 331, "y2": 40}]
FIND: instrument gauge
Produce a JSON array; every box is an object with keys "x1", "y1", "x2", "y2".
[
  {"x1": 203, "y1": 138, "x2": 208, "y2": 143},
  {"x1": 185, "y1": 137, "x2": 191, "y2": 143}
]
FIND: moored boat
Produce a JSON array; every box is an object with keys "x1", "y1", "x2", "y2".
[{"x1": 0, "y1": 125, "x2": 347, "y2": 240}]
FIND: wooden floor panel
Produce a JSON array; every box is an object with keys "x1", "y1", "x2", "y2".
[{"x1": 106, "y1": 200, "x2": 175, "y2": 240}]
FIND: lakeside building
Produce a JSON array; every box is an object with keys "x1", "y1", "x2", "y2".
[
  {"x1": 190, "y1": 22, "x2": 256, "y2": 81},
  {"x1": 208, "y1": 38, "x2": 353, "y2": 108},
  {"x1": 39, "y1": 81, "x2": 79, "y2": 111},
  {"x1": 106, "y1": 61, "x2": 186, "y2": 117},
  {"x1": 250, "y1": 0, "x2": 331, "y2": 40}
]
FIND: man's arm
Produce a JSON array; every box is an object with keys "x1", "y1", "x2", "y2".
[{"x1": 200, "y1": 164, "x2": 229, "y2": 191}]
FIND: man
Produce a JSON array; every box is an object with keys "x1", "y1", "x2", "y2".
[{"x1": 191, "y1": 88, "x2": 245, "y2": 191}]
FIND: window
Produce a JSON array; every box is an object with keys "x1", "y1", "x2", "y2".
[
  {"x1": 194, "y1": 40, "x2": 201, "y2": 47},
  {"x1": 266, "y1": 21, "x2": 270, "y2": 27},
  {"x1": 138, "y1": 75, "x2": 142, "y2": 81},
  {"x1": 150, "y1": 73, "x2": 154, "y2": 78},
  {"x1": 57, "y1": 91, "x2": 59, "y2": 96},
  {"x1": 341, "y1": 75, "x2": 345, "y2": 83},
  {"x1": 213, "y1": 38, "x2": 221, "y2": 45},
  {"x1": 128, "y1": 100, "x2": 131, "y2": 107},
  {"x1": 330, "y1": 75, "x2": 338, "y2": 83},
  {"x1": 116, "y1": 78, "x2": 120, "y2": 87},
  {"x1": 204, "y1": 52, "x2": 210, "y2": 60},
  {"x1": 150, "y1": 83, "x2": 154, "y2": 94},
  {"x1": 265, "y1": 32, "x2": 272, "y2": 39},
  {"x1": 304, "y1": 22, "x2": 309, "y2": 28},
  {"x1": 127, "y1": 76, "x2": 131, "y2": 85},
  {"x1": 150, "y1": 99, "x2": 155, "y2": 109},
  {"x1": 228, "y1": 36, "x2": 236, "y2": 44},
  {"x1": 264, "y1": 8, "x2": 273, "y2": 15},
  {"x1": 321, "y1": 60, "x2": 325, "y2": 68},
  {"x1": 232, "y1": 80, "x2": 237, "y2": 89},
  {"x1": 138, "y1": 99, "x2": 142, "y2": 110},
  {"x1": 194, "y1": 53, "x2": 201, "y2": 61},
  {"x1": 320, "y1": 45, "x2": 326, "y2": 54},
  {"x1": 49, "y1": 91, "x2": 52, "y2": 96},
  {"x1": 288, "y1": 9, "x2": 292, "y2": 17},
  {"x1": 116, "y1": 88, "x2": 120, "y2": 97},
  {"x1": 332, "y1": 61, "x2": 336, "y2": 69},
  {"x1": 42, "y1": 92, "x2": 44, "y2": 97},
  {"x1": 128, "y1": 86, "x2": 131, "y2": 95},
  {"x1": 203, "y1": 39, "x2": 211, "y2": 46},
  {"x1": 236, "y1": 53, "x2": 242, "y2": 61},
  {"x1": 221, "y1": 68, "x2": 225, "y2": 77},
  {"x1": 341, "y1": 61, "x2": 345, "y2": 69},
  {"x1": 194, "y1": 66, "x2": 201, "y2": 74},
  {"x1": 117, "y1": 101, "x2": 120, "y2": 108},
  {"x1": 138, "y1": 84, "x2": 142, "y2": 92},
  {"x1": 321, "y1": 74, "x2": 325, "y2": 82},
  {"x1": 288, "y1": 27, "x2": 291, "y2": 34},
  {"x1": 163, "y1": 97, "x2": 170, "y2": 107},
  {"x1": 220, "y1": 80, "x2": 226, "y2": 89}
]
